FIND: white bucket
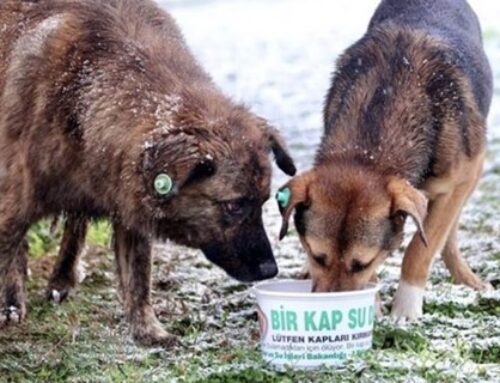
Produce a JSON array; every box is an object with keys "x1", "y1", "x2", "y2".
[{"x1": 253, "y1": 280, "x2": 378, "y2": 369}]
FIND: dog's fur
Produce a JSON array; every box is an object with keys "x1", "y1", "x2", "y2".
[
  {"x1": 278, "y1": 0, "x2": 492, "y2": 321},
  {"x1": 0, "y1": 0, "x2": 296, "y2": 345}
]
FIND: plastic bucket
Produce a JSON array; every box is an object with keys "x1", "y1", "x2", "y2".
[{"x1": 253, "y1": 279, "x2": 378, "y2": 369}]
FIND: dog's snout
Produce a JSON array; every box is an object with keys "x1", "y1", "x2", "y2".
[{"x1": 258, "y1": 260, "x2": 278, "y2": 279}]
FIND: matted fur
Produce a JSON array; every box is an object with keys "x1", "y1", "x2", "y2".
[{"x1": 0, "y1": 0, "x2": 295, "y2": 345}]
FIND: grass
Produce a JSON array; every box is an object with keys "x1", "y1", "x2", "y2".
[
  {"x1": 1, "y1": 207, "x2": 499, "y2": 383},
  {"x1": 0, "y1": 161, "x2": 498, "y2": 382},
  {"x1": 372, "y1": 325, "x2": 428, "y2": 353},
  {"x1": 27, "y1": 220, "x2": 61, "y2": 259},
  {"x1": 424, "y1": 297, "x2": 500, "y2": 318},
  {"x1": 1, "y1": 159, "x2": 499, "y2": 382},
  {"x1": 469, "y1": 344, "x2": 500, "y2": 364},
  {"x1": 27, "y1": 219, "x2": 112, "y2": 259},
  {"x1": 1, "y1": 7, "x2": 498, "y2": 383}
]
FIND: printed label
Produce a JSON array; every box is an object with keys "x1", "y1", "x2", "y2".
[{"x1": 257, "y1": 298, "x2": 376, "y2": 368}]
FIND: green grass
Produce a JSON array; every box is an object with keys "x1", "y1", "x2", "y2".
[
  {"x1": 373, "y1": 324, "x2": 429, "y2": 353},
  {"x1": 27, "y1": 220, "x2": 61, "y2": 258},
  {"x1": 2, "y1": 150, "x2": 500, "y2": 382},
  {"x1": 469, "y1": 344, "x2": 500, "y2": 364},
  {"x1": 87, "y1": 221, "x2": 112, "y2": 248},
  {"x1": 1, "y1": 247, "x2": 498, "y2": 383},
  {"x1": 27, "y1": 218, "x2": 112, "y2": 258},
  {"x1": 424, "y1": 297, "x2": 500, "y2": 318}
]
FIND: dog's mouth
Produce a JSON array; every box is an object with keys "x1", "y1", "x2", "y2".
[
  {"x1": 201, "y1": 237, "x2": 278, "y2": 282},
  {"x1": 311, "y1": 281, "x2": 370, "y2": 293},
  {"x1": 225, "y1": 261, "x2": 278, "y2": 283},
  {"x1": 197, "y1": 218, "x2": 279, "y2": 282}
]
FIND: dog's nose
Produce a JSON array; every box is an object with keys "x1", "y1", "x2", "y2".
[{"x1": 259, "y1": 261, "x2": 278, "y2": 279}]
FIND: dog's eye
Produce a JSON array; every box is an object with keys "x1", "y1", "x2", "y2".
[
  {"x1": 312, "y1": 253, "x2": 327, "y2": 267},
  {"x1": 222, "y1": 199, "x2": 246, "y2": 216},
  {"x1": 351, "y1": 259, "x2": 368, "y2": 273}
]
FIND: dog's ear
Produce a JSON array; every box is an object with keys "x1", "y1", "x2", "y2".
[
  {"x1": 276, "y1": 172, "x2": 314, "y2": 240},
  {"x1": 142, "y1": 133, "x2": 216, "y2": 198},
  {"x1": 387, "y1": 177, "x2": 429, "y2": 246},
  {"x1": 255, "y1": 118, "x2": 296, "y2": 176},
  {"x1": 267, "y1": 126, "x2": 296, "y2": 176}
]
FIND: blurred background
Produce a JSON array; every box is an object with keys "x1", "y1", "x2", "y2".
[{"x1": 161, "y1": 0, "x2": 500, "y2": 178}]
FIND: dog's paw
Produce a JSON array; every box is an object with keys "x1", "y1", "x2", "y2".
[
  {"x1": 481, "y1": 282, "x2": 495, "y2": 292},
  {"x1": 390, "y1": 280, "x2": 424, "y2": 324},
  {"x1": 46, "y1": 288, "x2": 68, "y2": 304},
  {"x1": 134, "y1": 329, "x2": 180, "y2": 348},
  {"x1": 472, "y1": 280, "x2": 494, "y2": 292},
  {"x1": 1, "y1": 280, "x2": 27, "y2": 327},
  {"x1": 46, "y1": 280, "x2": 74, "y2": 304},
  {"x1": 132, "y1": 322, "x2": 180, "y2": 348},
  {"x1": 0, "y1": 305, "x2": 26, "y2": 327},
  {"x1": 459, "y1": 275, "x2": 494, "y2": 292},
  {"x1": 130, "y1": 308, "x2": 180, "y2": 348},
  {"x1": 47, "y1": 261, "x2": 87, "y2": 304}
]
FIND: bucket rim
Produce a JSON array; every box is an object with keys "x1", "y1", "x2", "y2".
[{"x1": 252, "y1": 279, "x2": 379, "y2": 299}]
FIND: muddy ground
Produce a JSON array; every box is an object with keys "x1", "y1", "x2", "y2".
[{"x1": 1, "y1": 0, "x2": 499, "y2": 382}]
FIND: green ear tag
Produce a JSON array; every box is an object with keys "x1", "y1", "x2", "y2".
[
  {"x1": 276, "y1": 187, "x2": 291, "y2": 208},
  {"x1": 154, "y1": 173, "x2": 173, "y2": 196}
]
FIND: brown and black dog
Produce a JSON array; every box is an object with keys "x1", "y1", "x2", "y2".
[
  {"x1": 278, "y1": 0, "x2": 493, "y2": 321},
  {"x1": 0, "y1": 0, "x2": 295, "y2": 345}
]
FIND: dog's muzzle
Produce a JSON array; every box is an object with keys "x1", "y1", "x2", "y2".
[{"x1": 201, "y1": 223, "x2": 278, "y2": 282}]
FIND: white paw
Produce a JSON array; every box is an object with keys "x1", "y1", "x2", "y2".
[
  {"x1": 50, "y1": 289, "x2": 62, "y2": 304},
  {"x1": 391, "y1": 280, "x2": 424, "y2": 325},
  {"x1": 8, "y1": 306, "x2": 20, "y2": 323},
  {"x1": 0, "y1": 306, "x2": 23, "y2": 325}
]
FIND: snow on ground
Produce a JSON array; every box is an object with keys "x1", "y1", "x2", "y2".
[
  {"x1": 157, "y1": 0, "x2": 500, "y2": 380},
  {"x1": 1, "y1": 1, "x2": 498, "y2": 382},
  {"x1": 158, "y1": 0, "x2": 500, "y2": 286}
]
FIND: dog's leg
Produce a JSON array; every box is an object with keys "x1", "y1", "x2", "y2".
[
  {"x1": 113, "y1": 222, "x2": 178, "y2": 347},
  {"x1": 0, "y1": 218, "x2": 29, "y2": 327},
  {"x1": 442, "y1": 220, "x2": 493, "y2": 291},
  {"x1": 440, "y1": 157, "x2": 492, "y2": 290},
  {"x1": 47, "y1": 215, "x2": 88, "y2": 303},
  {"x1": 391, "y1": 177, "x2": 478, "y2": 322}
]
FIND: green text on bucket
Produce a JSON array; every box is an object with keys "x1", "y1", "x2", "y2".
[{"x1": 271, "y1": 306, "x2": 374, "y2": 332}]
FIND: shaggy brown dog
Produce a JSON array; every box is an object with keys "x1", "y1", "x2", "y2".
[
  {"x1": 0, "y1": 0, "x2": 295, "y2": 345},
  {"x1": 277, "y1": 0, "x2": 492, "y2": 321}
]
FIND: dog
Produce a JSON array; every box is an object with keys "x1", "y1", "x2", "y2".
[
  {"x1": 277, "y1": 0, "x2": 492, "y2": 321},
  {"x1": 0, "y1": 0, "x2": 296, "y2": 345}
]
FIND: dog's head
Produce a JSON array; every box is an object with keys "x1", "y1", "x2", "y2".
[
  {"x1": 277, "y1": 165, "x2": 427, "y2": 291},
  {"x1": 136, "y1": 104, "x2": 296, "y2": 282}
]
